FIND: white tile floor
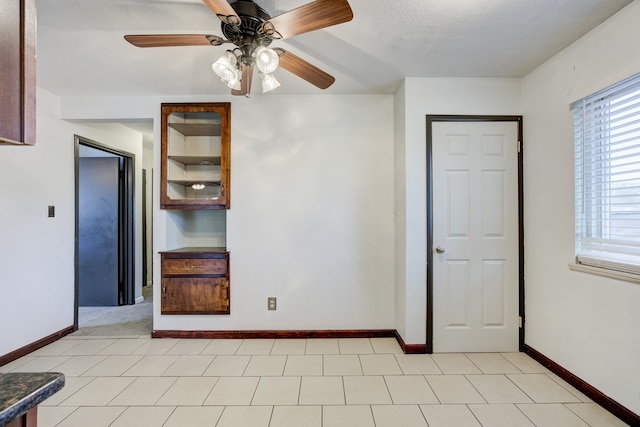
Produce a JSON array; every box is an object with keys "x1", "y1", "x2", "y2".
[{"x1": 0, "y1": 337, "x2": 627, "y2": 427}]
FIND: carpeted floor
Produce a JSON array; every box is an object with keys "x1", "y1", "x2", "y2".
[{"x1": 72, "y1": 285, "x2": 153, "y2": 337}]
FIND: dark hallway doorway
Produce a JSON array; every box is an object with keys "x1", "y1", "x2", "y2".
[
  {"x1": 78, "y1": 156, "x2": 120, "y2": 306},
  {"x1": 74, "y1": 136, "x2": 135, "y2": 328}
]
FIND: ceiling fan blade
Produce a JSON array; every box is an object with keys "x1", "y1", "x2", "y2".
[
  {"x1": 264, "y1": 0, "x2": 353, "y2": 40},
  {"x1": 202, "y1": 0, "x2": 241, "y2": 26},
  {"x1": 124, "y1": 34, "x2": 224, "y2": 47},
  {"x1": 274, "y1": 48, "x2": 335, "y2": 89},
  {"x1": 232, "y1": 65, "x2": 254, "y2": 96}
]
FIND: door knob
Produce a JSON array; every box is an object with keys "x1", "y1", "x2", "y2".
[{"x1": 435, "y1": 246, "x2": 445, "y2": 254}]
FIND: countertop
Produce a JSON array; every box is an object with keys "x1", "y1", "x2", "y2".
[
  {"x1": 160, "y1": 247, "x2": 227, "y2": 254},
  {"x1": 0, "y1": 372, "x2": 65, "y2": 426}
]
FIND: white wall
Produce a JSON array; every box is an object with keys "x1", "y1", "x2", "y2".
[
  {"x1": 222, "y1": 95, "x2": 395, "y2": 331},
  {"x1": 521, "y1": 1, "x2": 640, "y2": 415},
  {"x1": 394, "y1": 81, "x2": 407, "y2": 341},
  {"x1": 0, "y1": 88, "x2": 144, "y2": 356},
  {"x1": 61, "y1": 94, "x2": 396, "y2": 332},
  {"x1": 394, "y1": 78, "x2": 523, "y2": 345}
]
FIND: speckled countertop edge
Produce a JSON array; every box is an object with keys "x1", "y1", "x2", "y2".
[{"x1": 0, "y1": 372, "x2": 65, "y2": 426}]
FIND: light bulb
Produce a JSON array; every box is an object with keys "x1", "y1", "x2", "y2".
[
  {"x1": 222, "y1": 77, "x2": 241, "y2": 90},
  {"x1": 254, "y1": 46, "x2": 279, "y2": 74},
  {"x1": 212, "y1": 51, "x2": 239, "y2": 82},
  {"x1": 259, "y1": 72, "x2": 281, "y2": 93}
]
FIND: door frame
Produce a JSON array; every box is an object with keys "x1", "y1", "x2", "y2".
[
  {"x1": 425, "y1": 115, "x2": 524, "y2": 353},
  {"x1": 74, "y1": 135, "x2": 136, "y2": 329},
  {"x1": 142, "y1": 169, "x2": 148, "y2": 288}
]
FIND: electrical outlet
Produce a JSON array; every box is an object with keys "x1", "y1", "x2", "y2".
[
  {"x1": 268, "y1": 297, "x2": 277, "y2": 311},
  {"x1": 48, "y1": 206, "x2": 55, "y2": 217}
]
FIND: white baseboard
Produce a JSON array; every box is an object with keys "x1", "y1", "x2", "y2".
[{"x1": 135, "y1": 296, "x2": 144, "y2": 304}]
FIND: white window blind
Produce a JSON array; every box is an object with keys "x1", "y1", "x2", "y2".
[{"x1": 574, "y1": 72, "x2": 640, "y2": 275}]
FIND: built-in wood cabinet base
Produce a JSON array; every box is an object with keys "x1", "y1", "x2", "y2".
[
  {"x1": 160, "y1": 248, "x2": 230, "y2": 315},
  {"x1": 162, "y1": 277, "x2": 229, "y2": 314}
]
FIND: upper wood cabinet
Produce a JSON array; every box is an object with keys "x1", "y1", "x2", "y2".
[
  {"x1": 0, "y1": 0, "x2": 36, "y2": 146},
  {"x1": 161, "y1": 103, "x2": 231, "y2": 209}
]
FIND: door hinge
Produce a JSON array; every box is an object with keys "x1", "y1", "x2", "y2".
[
  {"x1": 517, "y1": 141, "x2": 522, "y2": 153},
  {"x1": 518, "y1": 316, "x2": 523, "y2": 328}
]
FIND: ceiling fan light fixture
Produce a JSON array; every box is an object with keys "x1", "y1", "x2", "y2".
[
  {"x1": 259, "y1": 72, "x2": 281, "y2": 93},
  {"x1": 254, "y1": 46, "x2": 279, "y2": 74},
  {"x1": 212, "y1": 50, "x2": 239, "y2": 82},
  {"x1": 222, "y1": 76, "x2": 241, "y2": 90}
]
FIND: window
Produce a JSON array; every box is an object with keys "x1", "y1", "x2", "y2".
[{"x1": 574, "y1": 72, "x2": 640, "y2": 275}]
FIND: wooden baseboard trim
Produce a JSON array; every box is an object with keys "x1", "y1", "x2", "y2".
[
  {"x1": 394, "y1": 331, "x2": 427, "y2": 354},
  {"x1": 152, "y1": 329, "x2": 397, "y2": 340},
  {"x1": 0, "y1": 326, "x2": 75, "y2": 367},
  {"x1": 524, "y1": 344, "x2": 639, "y2": 426},
  {"x1": 152, "y1": 329, "x2": 428, "y2": 355}
]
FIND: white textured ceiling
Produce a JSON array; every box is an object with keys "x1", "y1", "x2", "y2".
[{"x1": 36, "y1": 0, "x2": 633, "y2": 97}]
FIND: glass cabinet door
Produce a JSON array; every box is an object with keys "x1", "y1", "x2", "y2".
[{"x1": 161, "y1": 103, "x2": 230, "y2": 209}]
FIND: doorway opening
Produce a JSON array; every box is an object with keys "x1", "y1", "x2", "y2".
[
  {"x1": 74, "y1": 136, "x2": 135, "y2": 330},
  {"x1": 426, "y1": 115, "x2": 524, "y2": 353}
]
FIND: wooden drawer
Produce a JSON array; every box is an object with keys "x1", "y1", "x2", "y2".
[
  {"x1": 161, "y1": 277, "x2": 229, "y2": 314},
  {"x1": 162, "y1": 257, "x2": 227, "y2": 275}
]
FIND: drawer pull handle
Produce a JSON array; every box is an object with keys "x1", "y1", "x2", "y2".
[
  {"x1": 188, "y1": 264, "x2": 201, "y2": 269},
  {"x1": 162, "y1": 284, "x2": 167, "y2": 295}
]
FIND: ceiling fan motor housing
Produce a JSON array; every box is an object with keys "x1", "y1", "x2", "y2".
[{"x1": 223, "y1": 0, "x2": 274, "y2": 52}]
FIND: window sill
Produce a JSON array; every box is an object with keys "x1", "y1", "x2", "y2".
[{"x1": 569, "y1": 263, "x2": 640, "y2": 284}]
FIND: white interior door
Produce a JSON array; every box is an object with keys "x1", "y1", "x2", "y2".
[{"x1": 432, "y1": 120, "x2": 519, "y2": 352}]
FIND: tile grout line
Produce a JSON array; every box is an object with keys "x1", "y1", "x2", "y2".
[
  {"x1": 422, "y1": 374, "x2": 442, "y2": 405},
  {"x1": 381, "y1": 375, "x2": 396, "y2": 406},
  {"x1": 461, "y1": 373, "x2": 489, "y2": 404},
  {"x1": 562, "y1": 402, "x2": 597, "y2": 427},
  {"x1": 545, "y1": 372, "x2": 592, "y2": 402},
  {"x1": 505, "y1": 371, "x2": 538, "y2": 405},
  {"x1": 465, "y1": 403, "x2": 487, "y2": 427}
]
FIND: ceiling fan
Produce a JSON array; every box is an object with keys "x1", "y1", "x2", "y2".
[{"x1": 124, "y1": 0, "x2": 353, "y2": 96}]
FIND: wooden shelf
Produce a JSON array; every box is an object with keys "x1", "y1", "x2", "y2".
[
  {"x1": 167, "y1": 179, "x2": 220, "y2": 186},
  {"x1": 168, "y1": 155, "x2": 221, "y2": 166},
  {"x1": 162, "y1": 247, "x2": 227, "y2": 254},
  {"x1": 168, "y1": 123, "x2": 222, "y2": 137}
]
